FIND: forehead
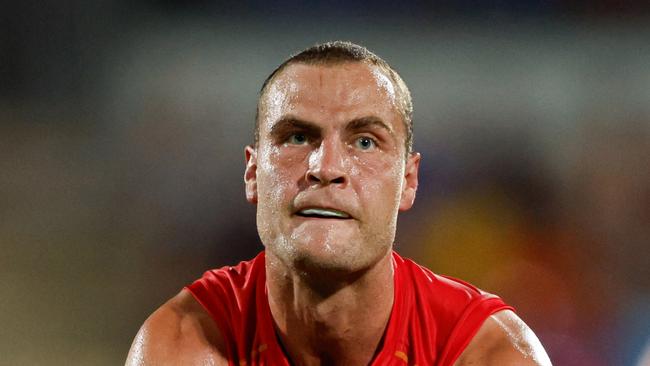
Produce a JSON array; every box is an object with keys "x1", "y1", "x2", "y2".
[{"x1": 260, "y1": 62, "x2": 401, "y2": 131}]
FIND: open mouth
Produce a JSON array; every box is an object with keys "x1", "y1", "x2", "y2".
[{"x1": 296, "y1": 208, "x2": 351, "y2": 219}]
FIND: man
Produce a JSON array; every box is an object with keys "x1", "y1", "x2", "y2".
[{"x1": 126, "y1": 41, "x2": 551, "y2": 365}]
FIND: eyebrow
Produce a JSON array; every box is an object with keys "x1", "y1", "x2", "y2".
[
  {"x1": 345, "y1": 116, "x2": 395, "y2": 137},
  {"x1": 268, "y1": 115, "x2": 395, "y2": 141},
  {"x1": 269, "y1": 116, "x2": 321, "y2": 140}
]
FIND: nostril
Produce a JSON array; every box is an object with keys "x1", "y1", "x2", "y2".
[
  {"x1": 307, "y1": 173, "x2": 321, "y2": 183},
  {"x1": 305, "y1": 171, "x2": 346, "y2": 186}
]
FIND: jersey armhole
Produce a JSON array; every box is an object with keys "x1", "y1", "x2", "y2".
[
  {"x1": 184, "y1": 280, "x2": 236, "y2": 364},
  {"x1": 437, "y1": 295, "x2": 514, "y2": 366}
]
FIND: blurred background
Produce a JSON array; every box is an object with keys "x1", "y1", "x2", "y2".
[{"x1": 1, "y1": 1, "x2": 649, "y2": 365}]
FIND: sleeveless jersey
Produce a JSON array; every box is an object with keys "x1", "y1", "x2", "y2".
[{"x1": 186, "y1": 251, "x2": 513, "y2": 366}]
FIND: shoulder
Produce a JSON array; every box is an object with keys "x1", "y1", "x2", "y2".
[
  {"x1": 394, "y1": 252, "x2": 484, "y2": 299},
  {"x1": 125, "y1": 289, "x2": 229, "y2": 366},
  {"x1": 454, "y1": 310, "x2": 552, "y2": 366},
  {"x1": 394, "y1": 252, "x2": 508, "y2": 318}
]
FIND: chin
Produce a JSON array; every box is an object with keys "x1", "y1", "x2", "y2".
[{"x1": 285, "y1": 234, "x2": 390, "y2": 278}]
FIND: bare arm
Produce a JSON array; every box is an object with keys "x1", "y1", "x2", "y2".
[
  {"x1": 454, "y1": 310, "x2": 552, "y2": 366},
  {"x1": 125, "y1": 289, "x2": 228, "y2": 366}
]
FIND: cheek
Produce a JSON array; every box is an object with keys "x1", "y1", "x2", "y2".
[
  {"x1": 257, "y1": 146, "x2": 306, "y2": 203},
  {"x1": 257, "y1": 147, "x2": 284, "y2": 203},
  {"x1": 352, "y1": 155, "x2": 404, "y2": 205}
]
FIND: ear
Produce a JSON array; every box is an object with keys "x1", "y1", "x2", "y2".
[
  {"x1": 244, "y1": 145, "x2": 258, "y2": 204},
  {"x1": 399, "y1": 152, "x2": 420, "y2": 211}
]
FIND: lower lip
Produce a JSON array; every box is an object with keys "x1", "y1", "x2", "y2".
[{"x1": 294, "y1": 215, "x2": 352, "y2": 221}]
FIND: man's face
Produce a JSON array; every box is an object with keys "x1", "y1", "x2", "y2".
[{"x1": 245, "y1": 62, "x2": 420, "y2": 274}]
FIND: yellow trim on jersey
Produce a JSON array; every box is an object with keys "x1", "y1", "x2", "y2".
[{"x1": 395, "y1": 350, "x2": 408, "y2": 362}]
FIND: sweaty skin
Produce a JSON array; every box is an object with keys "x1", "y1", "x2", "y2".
[
  {"x1": 125, "y1": 62, "x2": 552, "y2": 366},
  {"x1": 252, "y1": 62, "x2": 414, "y2": 277},
  {"x1": 246, "y1": 62, "x2": 418, "y2": 365}
]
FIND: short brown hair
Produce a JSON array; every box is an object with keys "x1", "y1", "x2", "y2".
[{"x1": 255, "y1": 41, "x2": 413, "y2": 153}]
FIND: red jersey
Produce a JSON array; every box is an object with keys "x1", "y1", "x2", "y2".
[{"x1": 186, "y1": 251, "x2": 513, "y2": 366}]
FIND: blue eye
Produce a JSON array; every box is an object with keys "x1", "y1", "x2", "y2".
[
  {"x1": 288, "y1": 134, "x2": 308, "y2": 145},
  {"x1": 355, "y1": 136, "x2": 376, "y2": 150}
]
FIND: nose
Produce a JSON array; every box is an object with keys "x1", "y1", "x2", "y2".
[{"x1": 306, "y1": 139, "x2": 349, "y2": 187}]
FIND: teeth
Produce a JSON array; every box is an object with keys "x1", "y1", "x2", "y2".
[{"x1": 299, "y1": 208, "x2": 350, "y2": 219}]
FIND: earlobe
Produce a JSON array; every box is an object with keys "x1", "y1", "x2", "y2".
[
  {"x1": 244, "y1": 145, "x2": 258, "y2": 204},
  {"x1": 399, "y1": 152, "x2": 420, "y2": 211}
]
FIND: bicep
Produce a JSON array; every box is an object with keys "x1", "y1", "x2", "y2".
[{"x1": 454, "y1": 310, "x2": 552, "y2": 366}]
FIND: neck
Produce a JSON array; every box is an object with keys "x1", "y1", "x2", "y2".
[{"x1": 265, "y1": 250, "x2": 395, "y2": 366}]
